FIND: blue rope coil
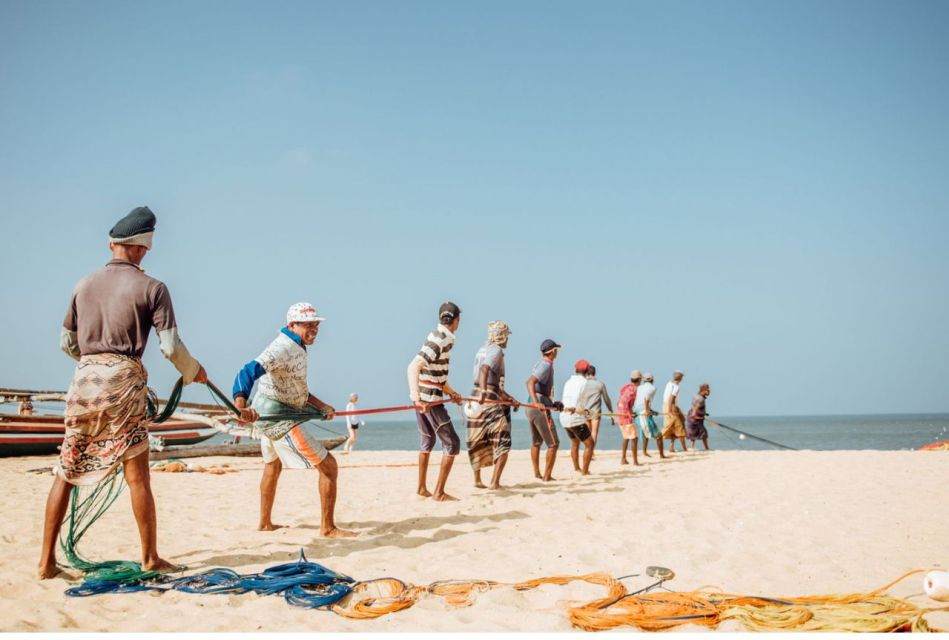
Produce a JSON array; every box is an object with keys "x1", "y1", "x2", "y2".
[{"x1": 65, "y1": 550, "x2": 355, "y2": 609}]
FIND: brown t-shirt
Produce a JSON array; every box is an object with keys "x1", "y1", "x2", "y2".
[{"x1": 63, "y1": 260, "x2": 178, "y2": 358}]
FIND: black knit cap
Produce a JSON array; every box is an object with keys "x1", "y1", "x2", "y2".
[
  {"x1": 109, "y1": 206, "x2": 157, "y2": 239},
  {"x1": 439, "y1": 301, "x2": 461, "y2": 323}
]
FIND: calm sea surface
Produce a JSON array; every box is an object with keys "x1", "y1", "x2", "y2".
[{"x1": 236, "y1": 412, "x2": 949, "y2": 452}]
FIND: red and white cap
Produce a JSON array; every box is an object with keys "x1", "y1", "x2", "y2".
[{"x1": 286, "y1": 302, "x2": 325, "y2": 324}]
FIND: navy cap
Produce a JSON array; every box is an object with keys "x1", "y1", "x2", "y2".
[
  {"x1": 439, "y1": 301, "x2": 461, "y2": 323},
  {"x1": 110, "y1": 206, "x2": 156, "y2": 239},
  {"x1": 540, "y1": 339, "x2": 561, "y2": 353}
]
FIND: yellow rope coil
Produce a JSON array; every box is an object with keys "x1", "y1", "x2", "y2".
[{"x1": 326, "y1": 568, "x2": 947, "y2": 632}]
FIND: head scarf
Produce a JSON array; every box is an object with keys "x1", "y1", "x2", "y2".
[{"x1": 486, "y1": 320, "x2": 511, "y2": 345}]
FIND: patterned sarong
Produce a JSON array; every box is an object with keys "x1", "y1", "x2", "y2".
[
  {"x1": 466, "y1": 388, "x2": 511, "y2": 471},
  {"x1": 59, "y1": 354, "x2": 151, "y2": 486},
  {"x1": 662, "y1": 405, "x2": 686, "y2": 438}
]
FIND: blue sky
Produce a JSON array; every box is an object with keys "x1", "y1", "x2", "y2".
[{"x1": 1, "y1": 0, "x2": 947, "y2": 416}]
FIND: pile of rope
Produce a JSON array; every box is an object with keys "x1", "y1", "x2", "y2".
[
  {"x1": 59, "y1": 470, "x2": 162, "y2": 586},
  {"x1": 61, "y1": 546, "x2": 946, "y2": 632}
]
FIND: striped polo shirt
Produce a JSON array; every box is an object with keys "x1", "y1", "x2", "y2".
[{"x1": 417, "y1": 324, "x2": 455, "y2": 403}]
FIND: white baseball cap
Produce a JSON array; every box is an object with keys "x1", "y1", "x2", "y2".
[{"x1": 287, "y1": 302, "x2": 325, "y2": 324}]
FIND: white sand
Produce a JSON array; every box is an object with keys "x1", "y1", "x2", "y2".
[{"x1": 0, "y1": 449, "x2": 946, "y2": 632}]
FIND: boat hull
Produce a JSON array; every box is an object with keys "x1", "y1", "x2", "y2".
[{"x1": 0, "y1": 414, "x2": 217, "y2": 457}]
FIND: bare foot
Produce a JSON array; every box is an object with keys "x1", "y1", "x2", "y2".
[
  {"x1": 143, "y1": 557, "x2": 178, "y2": 573},
  {"x1": 643, "y1": 452, "x2": 651, "y2": 457},
  {"x1": 620, "y1": 459, "x2": 629, "y2": 465},
  {"x1": 433, "y1": 493, "x2": 459, "y2": 502},
  {"x1": 543, "y1": 475, "x2": 556, "y2": 482},
  {"x1": 322, "y1": 527, "x2": 359, "y2": 538},
  {"x1": 534, "y1": 473, "x2": 543, "y2": 480},
  {"x1": 581, "y1": 471, "x2": 590, "y2": 476},
  {"x1": 417, "y1": 488, "x2": 433, "y2": 498},
  {"x1": 474, "y1": 481, "x2": 487, "y2": 489},
  {"x1": 38, "y1": 563, "x2": 62, "y2": 580},
  {"x1": 634, "y1": 461, "x2": 643, "y2": 466},
  {"x1": 660, "y1": 455, "x2": 668, "y2": 459},
  {"x1": 489, "y1": 483, "x2": 506, "y2": 490},
  {"x1": 258, "y1": 522, "x2": 285, "y2": 531}
]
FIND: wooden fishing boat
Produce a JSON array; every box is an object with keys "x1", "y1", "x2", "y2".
[
  {"x1": 0, "y1": 387, "x2": 349, "y2": 458},
  {"x1": 0, "y1": 412, "x2": 219, "y2": 457}
]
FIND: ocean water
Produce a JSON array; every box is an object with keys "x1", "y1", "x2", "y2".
[{"x1": 269, "y1": 412, "x2": 949, "y2": 452}]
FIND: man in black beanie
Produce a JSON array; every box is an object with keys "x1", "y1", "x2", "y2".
[{"x1": 38, "y1": 206, "x2": 226, "y2": 579}]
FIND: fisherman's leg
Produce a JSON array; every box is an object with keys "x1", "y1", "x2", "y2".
[
  {"x1": 667, "y1": 434, "x2": 677, "y2": 452},
  {"x1": 314, "y1": 453, "x2": 357, "y2": 538},
  {"x1": 489, "y1": 452, "x2": 509, "y2": 490},
  {"x1": 417, "y1": 451, "x2": 433, "y2": 497},
  {"x1": 658, "y1": 436, "x2": 667, "y2": 459},
  {"x1": 642, "y1": 437, "x2": 650, "y2": 457},
  {"x1": 543, "y1": 445, "x2": 558, "y2": 482},
  {"x1": 530, "y1": 444, "x2": 542, "y2": 479},
  {"x1": 258, "y1": 459, "x2": 283, "y2": 530},
  {"x1": 631, "y1": 438, "x2": 640, "y2": 465},
  {"x1": 433, "y1": 455, "x2": 458, "y2": 501},
  {"x1": 123, "y1": 449, "x2": 174, "y2": 572},
  {"x1": 417, "y1": 412, "x2": 437, "y2": 496},
  {"x1": 702, "y1": 436, "x2": 710, "y2": 451},
  {"x1": 620, "y1": 438, "x2": 629, "y2": 464},
  {"x1": 432, "y1": 426, "x2": 460, "y2": 501},
  {"x1": 570, "y1": 437, "x2": 581, "y2": 471},
  {"x1": 581, "y1": 437, "x2": 594, "y2": 475},
  {"x1": 38, "y1": 475, "x2": 72, "y2": 579},
  {"x1": 590, "y1": 418, "x2": 600, "y2": 449}
]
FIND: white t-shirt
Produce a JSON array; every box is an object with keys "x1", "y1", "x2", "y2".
[
  {"x1": 559, "y1": 374, "x2": 589, "y2": 428},
  {"x1": 346, "y1": 402, "x2": 358, "y2": 426},
  {"x1": 633, "y1": 382, "x2": 656, "y2": 411},
  {"x1": 255, "y1": 332, "x2": 309, "y2": 409},
  {"x1": 663, "y1": 381, "x2": 680, "y2": 407}
]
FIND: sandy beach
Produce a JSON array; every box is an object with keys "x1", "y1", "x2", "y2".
[{"x1": 1, "y1": 448, "x2": 946, "y2": 632}]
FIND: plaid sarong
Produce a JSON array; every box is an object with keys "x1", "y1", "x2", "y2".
[
  {"x1": 59, "y1": 354, "x2": 151, "y2": 486},
  {"x1": 466, "y1": 388, "x2": 511, "y2": 471}
]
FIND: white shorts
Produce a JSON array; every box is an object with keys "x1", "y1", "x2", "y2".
[{"x1": 260, "y1": 426, "x2": 328, "y2": 469}]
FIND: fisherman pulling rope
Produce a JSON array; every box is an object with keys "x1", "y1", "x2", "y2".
[
  {"x1": 467, "y1": 321, "x2": 517, "y2": 490},
  {"x1": 231, "y1": 303, "x2": 358, "y2": 537},
  {"x1": 39, "y1": 206, "x2": 209, "y2": 579}
]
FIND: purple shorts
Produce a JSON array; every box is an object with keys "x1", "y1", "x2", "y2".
[{"x1": 416, "y1": 404, "x2": 460, "y2": 455}]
